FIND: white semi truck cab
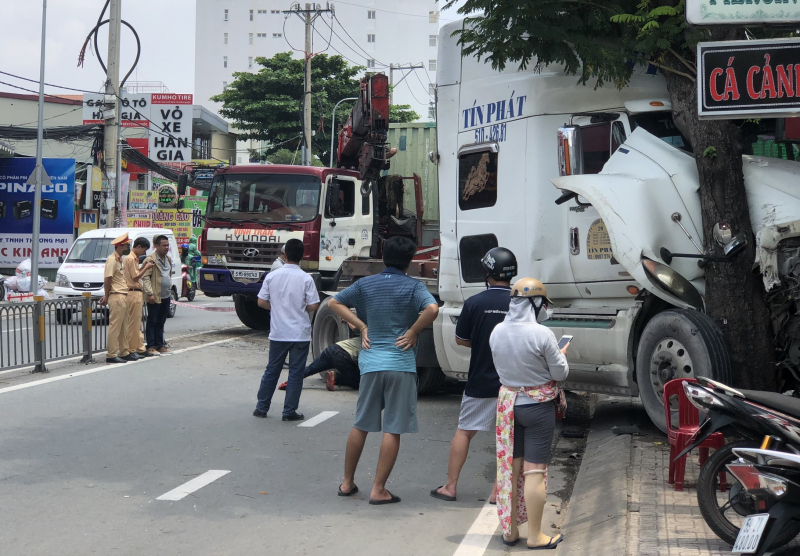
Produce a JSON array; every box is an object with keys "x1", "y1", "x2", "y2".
[{"x1": 432, "y1": 19, "x2": 800, "y2": 432}]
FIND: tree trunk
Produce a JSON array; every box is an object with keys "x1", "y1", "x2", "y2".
[{"x1": 664, "y1": 65, "x2": 776, "y2": 391}]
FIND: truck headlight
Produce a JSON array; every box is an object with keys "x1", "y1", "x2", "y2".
[
  {"x1": 642, "y1": 259, "x2": 704, "y2": 310},
  {"x1": 56, "y1": 273, "x2": 70, "y2": 288},
  {"x1": 206, "y1": 255, "x2": 224, "y2": 266}
]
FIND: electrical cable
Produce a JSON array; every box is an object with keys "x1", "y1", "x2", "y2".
[
  {"x1": 282, "y1": 3, "x2": 306, "y2": 53},
  {"x1": 328, "y1": 0, "x2": 457, "y2": 21},
  {"x1": 312, "y1": 25, "x2": 363, "y2": 67},
  {"x1": 0, "y1": 80, "x2": 86, "y2": 104},
  {"x1": 14, "y1": 106, "x2": 85, "y2": 127},
  {"x1": 316, "y1": 16, "x2": 387, "y2": 67},
  {"x1": 329, "y1": 13, "x2": 389, "y2": 67},
  {"x1": 403, "y1": 77, "x2": 426, "y2": 105},
  {"x1": 78, "y1": 0, "x2": 141, "y2": 87},
  {"x1": 311, "y1": 13, "x2": 334, "y2": 55},
  {"x1": 411, "y1": 65, "x2": 434, "y2": 99},
  {"x1": 0, "y1": 69, "x2": 103, "y2": 95}
]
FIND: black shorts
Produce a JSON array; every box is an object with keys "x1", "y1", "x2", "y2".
[{"x1": 512, "y1": 401, "x2": 556, "y2": 464}]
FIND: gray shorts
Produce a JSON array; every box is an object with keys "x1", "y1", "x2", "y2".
[
  {"x1": 457, "y1": 394, "x2": 497, "y2": 432},
  {"x1": 513, "y1": 401, "x2": 556, "y2": 464},
  {"x1": 353, "y1": 371, "x2": 418, "y2": 434}
]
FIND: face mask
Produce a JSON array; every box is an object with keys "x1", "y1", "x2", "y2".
[{"x1": 538, "y1": 306, "x2": 552, "y2": 324}]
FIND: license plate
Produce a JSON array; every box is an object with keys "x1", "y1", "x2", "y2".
[
  {"x1": 733, "y1": 514, "x2": 770, "y2": 554},
  {"x1": 232, "y1": 270, "x2": 262, "y2": 280}
]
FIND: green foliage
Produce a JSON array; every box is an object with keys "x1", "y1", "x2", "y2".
[
  {"x1": 211, "y1": 52, "x2": 363, "y2": 164},
  {"x1": 703, "y1": 146, "x2": 717, "y2": 159},
  {"x1": 390, "y1": 104, "x2": 421, "y2": 123},
  {"x1": 265, "y1": 148, "x2": 324, "y2": 166}
]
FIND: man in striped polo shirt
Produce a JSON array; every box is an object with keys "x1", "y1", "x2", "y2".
[
  {"x1": 329, "y1": 236, "x2": 439, "y2": 505},
  {"x1": 431, "y1": 247, "x2": 517, "y2": 503}
]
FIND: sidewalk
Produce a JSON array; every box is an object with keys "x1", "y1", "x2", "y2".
[{"x1": 559, "y1": 396, "x2": 732, "y2": 556}]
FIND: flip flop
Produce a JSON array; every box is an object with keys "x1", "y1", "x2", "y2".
[
  {"x1": 369, "y1": 491, "x2": 401, "y2": 505},
  {"x1": 430, "y1": 487, "x2": 457, "y2": 502},
  {"x1": 528, "y1": 534, "x2": 563, "y2": 550},
  {"x1": 338, "y1": 484, "x2": 358, "y2": 497},
  {"x1": 501, "y1": 536, "x2": 519, "y2": 546}
]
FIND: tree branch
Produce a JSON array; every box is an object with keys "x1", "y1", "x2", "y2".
[
  {"x1": 561, "y1": 0, "x2": 615, "y2": 11},
  {"x1": 648, "y1": 60, "x2": 696, "y2": 83},
  {"x1": 668, "y1": 47, "x2": 697, "y2": 75}
]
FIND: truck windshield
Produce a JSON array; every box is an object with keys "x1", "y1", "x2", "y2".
[
  {"x1": 207, "y1": 173, "x2": 321, "y2": 222},
  {"x1": 66, "y1": 238, "x2": 115, "y2": 263},
  {"x1": 630, "y1": 112, "x2": 693, "y2": 154}
]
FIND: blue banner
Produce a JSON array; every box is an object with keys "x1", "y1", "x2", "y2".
[{"x1": 0, "y1": 158, "x2": 75, "y2": 268}]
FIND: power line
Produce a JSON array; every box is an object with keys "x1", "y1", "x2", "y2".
[
  {"x1": 332, "y1": 1, "x2": 458, "y2": 22},
  {"x1": 403, "y1": 77, "x2": 426, "y2": 105},
  {"x1": 0, "y1": 80, "x2": 85, "y2": 104},
  {"x1": 14, "y1": 106, "x2": 84, "y2": 127},
  {"x1": 312, "y1": 25, "x2": 364, "y2": 67},
  {"x1": 412, "y1": 66, "x2": 434, "y2": 99},
  {"x1": 329, "y1": 13, "x2": 389, "y2": 67},
  {"x1": 0, "y1": 69, "x2": 103, "y2": 95},
  {"x1": 315, "y1": 16, "x2": 387, "y2": 67}
]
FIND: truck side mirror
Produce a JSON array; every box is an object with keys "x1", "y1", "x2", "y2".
[
  {"x1": 724, "y1": 234, "x2": 747, "y2": 259},
  {"x1": 326, "y1": 181, "x2": 341, "y2": 217},
  {"x1": 58, "y1": 256, "x2": 64, "y2": 263},
  {"x1": 177, "y1": 174, "x2": 188, "y2": 196},
  {"x1": 557, "y1": 125, "x2": 584, "y2": 176}
]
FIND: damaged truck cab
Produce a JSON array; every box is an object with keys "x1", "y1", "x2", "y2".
[{"x1": 435, "y1": 19, "x2": 800, "y2": 431}]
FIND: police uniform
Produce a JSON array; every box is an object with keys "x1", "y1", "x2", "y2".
[
  {"x1": 123, "y1": 250, "x2": 147, "y2": 357},
  {"x1": 105, "y1": 234, "x2": 130, "y2": 361}
]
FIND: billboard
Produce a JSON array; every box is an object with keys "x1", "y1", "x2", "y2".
[
  {"x1": 149, "y1": 94, "x2": 193, "y2": 164},
  {"x1": 698, "y1": 39, "x2": 800, "y2": 119},
  {"x1": 82, "y1": 92, "x2": 150, "y2": 128},
  {"x1": 0, "y1": 158, "x2": 75, "y2": 268},
  {"x1": 687, "y1": 0, "x2": 800, "y2": 25}
]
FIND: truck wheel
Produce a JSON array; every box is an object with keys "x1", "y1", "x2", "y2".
[
  {"x1": 233, "y1": 294, "x2": 270, "y2": 330},
  {"x1": 167, "y1": 289, "x2": 178, "y2": 318},
  {"x1": 55, "y1": 308, "x2": 72, "y2": 324},
  {"x1": 417, "y1": 367, "x2": 446, "y2": 395},
  {"x1": 636, "y1": 309, "x2": 731, "y2": 433},
  {"x1": 312, "y1": 297, "x2": 350, "y2": 359}
]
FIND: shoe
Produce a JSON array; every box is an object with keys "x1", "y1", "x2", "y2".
[
  {"x1": 158, "y1": 346, "x2": 171, "y2": 354},
  {"x1": 282, "y1": 412, "x2": 305, "y2": 421},
  {"x1": 106, "y1": 357, "x2": 128, "y2": 364},
  {"x1": 325, "y1": 370, "x2": 335, "y2": 392},
  {"x1": 122, "y1": 353, "x2": 141, "y2": 361},
  {"x1": 278, "y1": 381, "x2": 288, "y2": 391},
  {"x1": 146, "y1": 348, "x2": 161, "y2": 356},
  {"x1": 138, "y1": 351, "x2": 155, "y2": 358},
  {"x1": 253, "y1": 409, "x2": 267, "y2": 418}
]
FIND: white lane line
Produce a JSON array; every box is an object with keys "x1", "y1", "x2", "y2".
[
  {"x1": 0, "y1": 336, "x2": 245, "y2": 394},
  {"x1": 156, "y1": 470, "x2": 231, "y2": 501},
  {"x1": 0, "y1": 324, "x2": 249, "y2": 376},
  {"x1": 297, "y1": 410, "x2": 339, "y2": 428},
  {"x1": 452, "y1": 502, "x2": 499, "y2": 556}
]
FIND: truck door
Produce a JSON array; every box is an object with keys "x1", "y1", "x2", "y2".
[
  {"x1": 319, "y1": 176, "x2": 372, "y2": 273},
  {"x1": 566, "y1": 115, "x2": 639, "y2": 299}
]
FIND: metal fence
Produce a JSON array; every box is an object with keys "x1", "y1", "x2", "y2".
[{"x1": 0, "y1": 293, "x2": 144, "y2": 373}]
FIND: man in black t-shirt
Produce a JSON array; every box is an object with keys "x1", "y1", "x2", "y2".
[{"x1": 431, "y1": 247, "x2": 517, "y2": 503}]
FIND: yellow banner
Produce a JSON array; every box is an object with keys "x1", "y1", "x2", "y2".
[
  {"x1": 129, "y1": 190, "x2": 159, "y2": 211},
  {"x1": 152, "y1": 209, "x2": 193, "y2": 244}
]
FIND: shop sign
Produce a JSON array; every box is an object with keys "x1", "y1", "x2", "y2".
[{"x1": 687, "y1": 0, "x2": 800, "y2": 26}]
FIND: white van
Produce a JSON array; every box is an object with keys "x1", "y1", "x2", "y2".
[{"x1": 53, "y1": 228, "x2": 182, "y2": 319}]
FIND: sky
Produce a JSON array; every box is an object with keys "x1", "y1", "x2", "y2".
[{"x1": 0, "y1": 0, "x2": 468, "y2": 100}]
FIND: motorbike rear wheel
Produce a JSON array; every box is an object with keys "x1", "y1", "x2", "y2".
[
  {"x1": 186, "y1": 285, "x2": 196, "y2": 302},
  {"x1": 697, "y1": 440, "x2": 800, "y2": 548}
]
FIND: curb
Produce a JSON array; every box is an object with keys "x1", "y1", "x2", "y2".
[{"x1": 558, "y1": 396, "x2": 637, "y2": 555}]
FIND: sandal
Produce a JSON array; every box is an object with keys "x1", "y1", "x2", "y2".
[
  {"x1": 337, "y1": 484, "x2": 358, "y2": 497},
  {"x1": 528, "y1": 534, "x2": 563, "y2": 550},
  {"x1": 369, "y1": 491, "x2": 401, "y2": 505}
]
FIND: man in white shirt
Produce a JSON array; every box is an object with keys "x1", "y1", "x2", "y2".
[{"x1": 253, "y1": 239, "x2": 320, "y2": 421}]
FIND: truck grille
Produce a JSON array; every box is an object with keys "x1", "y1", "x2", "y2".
[
  {"x1": 70, "y1": 281, "x2": 104, "y2": 291},
  {"x1": 205, "y1": 240, "x2": 283, "y2": 267}
]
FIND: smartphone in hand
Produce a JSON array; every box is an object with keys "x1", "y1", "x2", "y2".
[{"x1": 558, "y1": 335, "x2": 574, "y2": 350}]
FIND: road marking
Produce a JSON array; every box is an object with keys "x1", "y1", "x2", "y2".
[
  {"x1": 171, "y1": 299, "x2": 237, "y2": 312},
  {"x1": 0, "y1": 336, "x2": 246, "y2": 394},
  {"x1": 452, "y1": 502, "x2": 499, "y2": 556},
  {"x1": 156, "y1": 470, "x2": 231, "y2": 501},
  {"x1": 297, "y1": 410, "x2": 339, "y2": 428}
]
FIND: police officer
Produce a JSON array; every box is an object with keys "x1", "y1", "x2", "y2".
[
  {"x1": 123, "y1": 237, "x2": 155, "y2": 359},
  {"x1": 100, "y1": 233, "x2": 133, "y2": 364}
]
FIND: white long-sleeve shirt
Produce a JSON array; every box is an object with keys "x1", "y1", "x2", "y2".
[{"x1": 489, "y1": 299, "x2": 569, "y2": 394}]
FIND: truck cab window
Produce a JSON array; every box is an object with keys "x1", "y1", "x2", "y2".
[
  {"x1": 630, "y1": 112, "x2": 692, "y2": 153},
  {"x1": 611, "y1": 121, "x2": 627, "y2": 154},
  {"x1": 207, "y1": 173, "x2": 321, "y2": 222},
  {"x1": 581, "y1": 123, "x2": 612, "y2": 174},
  {"x1": 459, "y1": 234, "x2": 498, "y2": 283},
  {"x1": 325, "y1": 180, "x2": 355, "y2": 218},
  {"x1": 458, "y1": 150, "x2": 498, "y2": 210}
]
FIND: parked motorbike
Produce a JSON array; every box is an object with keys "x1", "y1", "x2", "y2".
[
  {"x1": 180, "y1": 264, "x2": 195, "y2": 301},
  {"x1": 678, "y1": 377, "x2": 800, "y2": 548},
  {"x1": 725, "y1": 446, "x2": 800, "y2": 555}
]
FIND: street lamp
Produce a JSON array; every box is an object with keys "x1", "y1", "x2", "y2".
[{"x1": 329, "y1": 97, "x2": 358, "y2": 168}]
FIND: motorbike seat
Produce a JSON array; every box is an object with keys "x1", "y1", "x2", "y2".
[{"x1": 739, "y1": 389, "x2": 800, "y2": 419}]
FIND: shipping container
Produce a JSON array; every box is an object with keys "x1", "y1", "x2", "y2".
[{"x1": 385, "y1": 122, "x2": 438, "y2": 225}]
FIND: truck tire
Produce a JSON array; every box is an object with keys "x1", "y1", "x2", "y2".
[
  {"x1": 233, "y1": 294, "x2": 270, "y2": 330},
  {"x1": 56, "y1": 308, "x2": 72, "y2": 324},
  {"x1": 312, "y1": 297, "x2": 350, "y2": 359},
  {"x1": 636, "y1": 309, "x2": 732, "y2": 433},
  {"x1": 417, "y1": 367, "x2": 447, "y2": 395},
  {"x1": 167, "y1": 289, "x2": 178, "y2": 318}
]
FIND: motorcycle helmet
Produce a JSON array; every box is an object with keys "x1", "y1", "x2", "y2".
[
  {"x1": 480, "y1": 247, "x2": 517, "y2": 281},
  {"x1": 511, "y1": 277, "x2": 552, "y2": 303}
]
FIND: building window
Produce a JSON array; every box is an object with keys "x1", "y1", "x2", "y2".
[
  {"x1": 223, "y1": 56, "x2": 228, "y2": 68},
  {"x1": 257, "y1": 33, "x2": 267, "y2": 38},
  {"x1": 223, "y1": 81, "x2": 228, "y2": 89},
  {"x1": 429, "y1": 34, "x2": 438, "y2": 47},
  {"x1": 460, "y1": 234, "x2": 499, "y2": 282},
  {"x1": 368, "y1": 10, "x2": 376, "y2": 19},
  {"x1": 272, "y1": 9, "x2": 280, "y2": 14},
  {"x1": 224, "y1": 32, "x2": 228, "y2": 44},
  {"x1": 367, "y1": 59, "x2": 376, "y2": 68},
  {"x1": 224, "y1": 9, "x2": 228, "y2": 21},
  {"x1": 367, "y1": 34, "x2": 375, "y2": 43},
  {"x1": 258, "y1": 9, "x2": 267, "y2": 14},
  {"x1": 429, "y1": 82, "x2": 435, "y2": 96},
  {"x1": 249, "y1": 33, "x2": 253, "y2": 44},
  {"x1": 429, "y1": 11, "x2": 439, "y2": 24},
  {"x1": 458, "y1": 149, "x2": 498, "y2": 211},
  {"x1": 248, "y1": 57, "x2": 253, "y2": 69},
  {"x1": 429, "y1": 59, "x2": 437, "y2": 72},
  {"x1": 273, "y1": 33, "x2": 283, "y2": 38},
  {"x1": 249, "y1": 9, "x2": 253, "y2": 21}
]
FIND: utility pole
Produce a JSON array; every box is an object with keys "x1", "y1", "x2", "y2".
[
  {"x1": 286, "y1": 3, "x2": 332, "y2": 166},
  {"x1": 29, "y1": 0, "x2": 49, "y2": 289},
  {"x1": 102, "y1": 0, "x2": 122, "y2": 227},
  {"x1": 387, "y1": 63, "x2": 425, "y2": 105}
]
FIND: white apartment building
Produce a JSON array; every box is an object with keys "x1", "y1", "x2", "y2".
[{"x1": 195, "y1": 1, "x2": 442, "y2": 157}]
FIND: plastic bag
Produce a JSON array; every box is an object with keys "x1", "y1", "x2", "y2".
[{"x1": 13, "y1": 259, "x2": 48, "y2": 296}]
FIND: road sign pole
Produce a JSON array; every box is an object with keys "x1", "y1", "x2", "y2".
[{"x1": 30, "y1": 0, "x2": 48, "y2": 286}]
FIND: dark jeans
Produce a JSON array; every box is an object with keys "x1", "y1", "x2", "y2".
[
  {"x1": 304, "y1": 345, "x2": 359, "y2": 384},
  {"x1": 145, "y1": 297, "x2": 170, "y2": 349},
  {"x1": 256, "y1": 341, "x2": 310, "y2": 416}
]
